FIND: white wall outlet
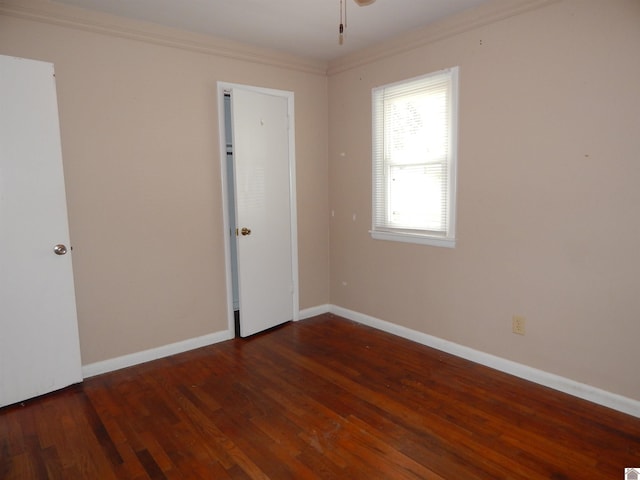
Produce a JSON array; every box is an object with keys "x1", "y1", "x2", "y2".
[{"x1": 512, "y1": 315, "x2": 526, "y2": 335}]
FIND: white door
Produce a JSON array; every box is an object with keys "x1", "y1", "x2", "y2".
[
  {"x1": 0, "y1": 55, "x2": 82, "y2": 407},
  {"x1": 229, "y1": 86, "x2": 297, "y2": 337}
]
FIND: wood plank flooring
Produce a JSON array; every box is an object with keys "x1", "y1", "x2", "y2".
[{"x1": 1, "y1": 313, "x2": 639, "y2": 479}]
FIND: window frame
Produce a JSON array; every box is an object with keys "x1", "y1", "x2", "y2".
[{"x1": 370, "y1": 67, "x2": 459, "y2": 248}]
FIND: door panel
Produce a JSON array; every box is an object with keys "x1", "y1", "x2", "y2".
[
  {"x1": 0, "y1": 55, "x2": 82, "y2": 407},
  {"x1": 230, "y1": 87, "x2": 294, "y2": 337}
]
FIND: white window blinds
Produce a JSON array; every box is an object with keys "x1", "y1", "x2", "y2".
[{"x1": 371, "y1": 67, "x2": 458, "y2": 247}]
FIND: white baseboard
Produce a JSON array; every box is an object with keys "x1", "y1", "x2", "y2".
[
  {"x1": 324, "y1": 305, "x2": 640, "y2": 419},
  {"x1": 80, "y1": 304, "x2": 640, "y2": 418},
  {"x1": 299, "y1": 304, "x2": 331, "y2": 320},
  {"x1": 81, "y1": 304, "x2": 326, "y2": 378},
  {"x1": 82, "y1": 329, "x2": 234, "y2": 378}
]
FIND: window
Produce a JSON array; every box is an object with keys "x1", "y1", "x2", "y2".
[{"x1": 371, "y1": 67, "x2": 459, "y2": 247}]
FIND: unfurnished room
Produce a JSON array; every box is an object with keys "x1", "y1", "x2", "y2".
[{"x1": 1, "y1": 0, "x2": 639, "y2": 478}]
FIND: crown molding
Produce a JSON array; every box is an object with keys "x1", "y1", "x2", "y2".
[
  {"x1": 0, "y1": 0, "x2": 328, "y2": 76},
  {"x1": 328, "y1": 0, "x2": 560, "y2": 75}
]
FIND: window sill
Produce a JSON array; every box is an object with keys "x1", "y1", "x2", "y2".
[{"x1": 370, "y1": 230, "x2": 455, "y2": 248}]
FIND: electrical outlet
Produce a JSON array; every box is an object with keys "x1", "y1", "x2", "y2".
[{"x1": 512, "y1": 315, "x2": 526, "y2": 335}]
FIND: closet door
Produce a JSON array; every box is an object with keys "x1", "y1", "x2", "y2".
[{"x1": 230, "y1": 86, "x2": 297, "y2": 337}]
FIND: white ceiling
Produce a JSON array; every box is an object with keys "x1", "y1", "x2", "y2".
[{"x1": 53, "y1": 0, "x2": 489, "y2": 61}]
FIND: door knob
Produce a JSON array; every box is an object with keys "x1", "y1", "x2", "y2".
[
  {"x1": 53, "y1": 244, "x2": 68, "y2": 255},
  {"x1": 240, "y1": 227, "x2": 252, "y2": 236}
]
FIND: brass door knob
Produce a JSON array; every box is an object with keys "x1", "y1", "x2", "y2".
[{"x1": 240, "y1": 227, "x2": 252, "y2": 236}]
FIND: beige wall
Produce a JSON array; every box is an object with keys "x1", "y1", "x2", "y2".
[
  {"x1": 328, "y1": 0, "x2": 640, "y2": 401},
  {"x1": 0, "y1": 4, "x2": 330, "y2": 364}
]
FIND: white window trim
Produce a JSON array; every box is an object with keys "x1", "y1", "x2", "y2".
[
  {"x1": 370, "y1": 229, "x2": 456, "y2": 248},
  {"x1": 370, "y1": 67, "x2": 459, "y2": 248}
]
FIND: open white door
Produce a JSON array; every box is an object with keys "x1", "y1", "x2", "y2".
[
  {"x1": 0, "y1": 55, "x2": 82, "y2": 407},
  {"x1": 229, "y1": 86, "x2": 297, "y2": 337}
]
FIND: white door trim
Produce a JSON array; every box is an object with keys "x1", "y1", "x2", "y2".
[{"x1": 217, "y1": 82, "x2": 299, "y2": 336}]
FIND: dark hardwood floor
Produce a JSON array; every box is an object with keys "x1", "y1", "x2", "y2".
[{"x1": 1, "y1": 313, "x2": 639, "y2": 479}]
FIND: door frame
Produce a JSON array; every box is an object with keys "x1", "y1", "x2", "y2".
[{"x1": 217, "y1": 81, "x2": 299, "y2": 336}]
